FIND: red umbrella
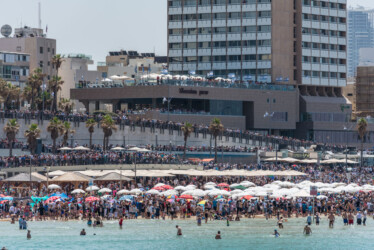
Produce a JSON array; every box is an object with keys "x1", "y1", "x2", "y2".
[
  {"x1": 45, "y1": 196, "x2": 61, "y2": 203},
  {"x1": 180, "y1": 194, "x2": 194, "y2": 199},
  {"x1": 241, "y1": 195, "x2": 254, "y2": 200},
  {"x1": 85, "y1": 196, "x2": 100, "y2": 202},
  {"x1": 217, "y1": 183, "x2": 229, "y2": 187},
  {"x1": 152, "y1": 186, "x2": 165, "y2": 191},
  {"x1": 162, "y1": 185, "x2": 174, "y2": 190}
]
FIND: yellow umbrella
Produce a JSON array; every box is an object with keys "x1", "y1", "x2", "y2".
[{"x1": 198, "y1": 200, "x2": 207, "y2": 205}]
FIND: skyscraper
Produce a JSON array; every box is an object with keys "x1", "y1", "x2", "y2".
[
  {"x1": 167, "y1": 0, "x2": 347, "y2": 90},
  {"x1": 347, "y1": 8, "x2": 374, "y2": 77}
]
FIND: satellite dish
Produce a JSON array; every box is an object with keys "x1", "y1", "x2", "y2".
[{"x1": 1, "y1": 24, "x2": 12, "y2": 37}]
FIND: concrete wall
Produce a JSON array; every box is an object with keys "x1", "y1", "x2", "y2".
[{"x1": 0, "y1": 118, "x2": 269, "y2": 148}]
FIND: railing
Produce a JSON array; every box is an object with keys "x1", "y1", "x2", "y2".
[{"x1": 75, "y1": 79, "x2": 295, "y2": 92}]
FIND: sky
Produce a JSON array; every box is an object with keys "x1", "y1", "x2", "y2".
[{"x1": 0, "y1": 0, "x2": 372, "y2": 65}]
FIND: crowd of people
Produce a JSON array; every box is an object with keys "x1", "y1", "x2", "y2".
[{"x1": 0, "y1": 108, "x2": 331, "y2": 152}]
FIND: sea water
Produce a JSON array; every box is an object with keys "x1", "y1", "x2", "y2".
[{"x1": 0, "y1": 217, "x2": 372, "y2": 250}]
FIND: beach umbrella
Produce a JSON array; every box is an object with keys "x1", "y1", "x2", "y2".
[
  {"x1": 241, "y1": 195, "x2": 254, "y2": 200},
  {"x1": 174, "y1": 186, "x2": 186, "y2": 191},
  {"x1": 0, "y1": 196, "x2": 13, "y2": 201},
  {"x1": 117, "y1": 189, "x2": 130, "y2": 195},
  {"x1": 58, "y1": 147, "x2": 72, "y2": 151},
  {"x1": 190, "y1": 189, "x2": 206, "y2": 197},
  {"x1": 48, "y1": 184, "x2": 61, "y2": 190},
  {"x1": 180, "y1": 194, "x2": 194, "y2": 199},
  {"x1": 317, "y1": 195, "x2": 328, "y2": 200},
  {"x1": 162, "y1": 185, "x2": 174, "y2": 190},
  {"x1": 74, "y1": 146, "x2": 90, "y2": 151},
  {"x1": 152, "y1": 186, "x2": 165, "y2": 191},
  {"x1": 154, "y1": 183, "x2": 166, "y2": 188},
  {"x1": 101, "y1": 195, "x2": 112, "y2": 200},
  {"x1": 119, "y1": 195, "x2": 134, "y2": 201},
  {"x1": 240, "y1": 181, "x2": 256, "y2": 187},
  {"x1": 146, "y1": 190, "x2": 160, "y2": 195},
  {"x1": 129, "y1": 189, "x2": 143, "y2": 195},
  {"x1": 198, "y1": 200, "x2": 207, "y2": 205},
  {"x1": 45, "y1": 196, "x2": 62, "y2": 203},
  {"x1": 111, "y1": 146, "x2": 125, "y2": 151},
  {"x1": 85, "y1": 196, "x2": 100, "y2": 202},
  {"x1": 205, "y1": 182, "x2": 216, "y2": 186},
  {"x1": 161, "y1": 190, "x2": 178, "y2": 196},
  {"x1": 217, "y1": 183, "x2": 229, "y2": 187},
  {"x1": 86, "y1": 186, "x2": 99, "y2": 192},
  {"x1": 98, "y1": 188, "x2": 112, "y2": 193},
  {"x1": 71, "y1": 189, "x2": 85, "y2": 194},
  {"x1": 231, "y1": 185, "x2": 246, "y2": 190}
]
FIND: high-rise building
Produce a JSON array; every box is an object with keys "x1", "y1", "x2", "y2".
[
  {"x1": 0, "y1": 26, "x2": 56, "y2": 80},
  {"x1": 167, "y1": 0, "x2": 347, "y2": 90},
  {"x1": 347, "y1": 8, "x2": 374, "y2": 77}
]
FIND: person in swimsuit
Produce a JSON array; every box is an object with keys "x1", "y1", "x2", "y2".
[
  {"x1": 27, "y1": 230, "x2": 31, "y2": 240},
  {"x1": 278, "y1": 217, "x2": 284, "y2": 229},
  {"x1": 176, "y1": 225, "x2": 182, "y2": 236},
  {"x1": 80, "y1": 229, "x2": 86, "y2": 235},
  {"x1": 119, "y1": 217, "x2": 123, "y2": 229},
  {"x1": 348, "y1": 213, "x2": 354, "y2": 225},
  {"x1": 303, "y1": 224, "x2": 312, "y2": 235},
  {"x1": 215, "y1": 231, "x2": 221, "y2": 239},
  {"x1": 273, "y1": 229, "x2": 280, "y2": 237},
  {"x1": 328, "y1": 213, "x2": 335, "y2": 228},
  {"x1": 342, "y1": 212, "x2": 348, "y2": 226}
]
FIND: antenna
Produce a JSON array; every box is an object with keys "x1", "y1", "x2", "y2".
[{"x1": 38, "y1": 2, "x2": 42, "y2": 29}]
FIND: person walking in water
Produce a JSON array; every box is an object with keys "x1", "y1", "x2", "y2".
[
  {"x1": 303, "y1": 224, "x2": 312, "y2": 235},
  {"x1": 328, "y1": 213, "x2": 335, "y2": 228},
  {"x1": 27, "y1": 230, "x2": 31, "y2": 240}
]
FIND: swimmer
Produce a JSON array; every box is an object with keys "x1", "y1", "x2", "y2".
[
  {"x1": 2, "y1": 247, "x2": 8, "y2": 250},
  {"x1": 80, "y1": 229, "x2": 86, "y2": 236},
  {"x1": 303, "y1": 224, "x2": 312, "y2": 235},
  {"x1": 227, "y1": 218, "x2": 230, "y2": 227},
  {"x1": 27, "y1": 230, "x2": 31, "y2": 240},
  {"x1": 176, "y1": 225, "x2": 182, "y2": 236},
  {"x1": 273, "y1": 229, "x2": 280, "y2": 237},
  {"x1": 215, "y1": 231, "x2": 221, "y2": 239}
]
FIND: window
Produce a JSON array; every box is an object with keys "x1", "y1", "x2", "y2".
[
  {"x1": 40, "y1": 47, "x2": 44, "y2": 54},
  {"x1": 39, "y1": 61, "x2": 44, "y2": 68}
]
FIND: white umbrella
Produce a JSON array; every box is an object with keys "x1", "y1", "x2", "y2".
[
  {"x1": 101, "y1": 195, "x2": 112, "y2": 200},
  {"x1": 205, "y1": 182, "x2": 216, "y2": 186},
  {"x1": 48, "y1": 184, "x2": 61, "y2": 190},
  {"x1": 174, "y1": 186, "x2": 187, "y2": 191},
  {"x1": 128, "y1": 147, "x2": 142, "y2": 151},
  {"x1": 86, "y1": 186, "x2": 99, "y2": 191},
  {"x1": 74, "y1": 146, "x2": 90, "y2": 151},
  {"x1": 98, "y1": 188, "x2": 112, "y2": 193},
  {"x1": 111, "y1": 147, "x2": 126, "y2": 151},
  {"x1": 161, "y1": 190, "x2": 178, "y2": 196},
  {"x1": 240, "y1": 181, "x2": 256, "y2": 187},
  {"x1": 129, "y1": 189, "x2": 143, "y2": 195},
  {"x1": 58, "y1": 147, "x2": 72, "y2": 151},
  {"x1": 71, "y1": 189, "x2": 86, "y2": 194},
  {"x1": 116, "y1": 189, "x2": 130, "y2": 195},
  {"x1": 146, "y1": 190, "x2": 160, "y2": 195},
  {"x1": 317, "y1": 195, "x2": 328, "y2": 200}
]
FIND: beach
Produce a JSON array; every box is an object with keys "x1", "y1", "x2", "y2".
[{"x1": 1, "y1": 218, "x2": 373, "y2": 250}]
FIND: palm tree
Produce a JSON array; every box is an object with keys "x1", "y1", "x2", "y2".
[
  {"x1": 3, "y1": 119, "x2": 20, "y2": 156},
  {"x1": 0, "y1": 80, "x2": 21, "y2": 110},
  {"x1": 181, "y1": 122, "x2": 193, "y2": 160},
  {"x1": 357, "y1": 118, "x2": 368, "y2": 168},
  {"x1": 86, "y1": 118, "x2": 97, "y2": 148},
  {"x1": 209, "y1": 118, "x2": 224, "y2": 163},
  {"x1": 62, "y1": 121, "x2": 75, "y2": 146},
  {"x1": 47, "y1": 117, "x2": 64, "y2": 153},
  {"x1": 24, "y1": 124, "x2": 41, "y2": 154},
  {"x1": 100, "y1": 114, "x2": 118, "y2": 151},
  {"x1": 58, "y1": 98, "x2": 74, "y2": 114},
  {"x1": 48, "y1": 76, "x2": 64, "y2": 112},
  {"x1": 27, "y1": 68, "x2": 45, "y2": 110}
]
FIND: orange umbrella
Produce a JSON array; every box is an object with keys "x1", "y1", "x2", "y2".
[{"x1": 241, "y1": 195, "x2": 254, "y2": 200}]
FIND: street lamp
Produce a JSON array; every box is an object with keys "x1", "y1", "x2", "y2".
[
  {"x1": 70, "y1": 132, "x2": 74, "y2": 147},
  {"x1": 344, "y1": 126, "x2": 348, "y2": 170},
  {"x1": 263, "y1": 112, "x2": 274, "y2": 136}
]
